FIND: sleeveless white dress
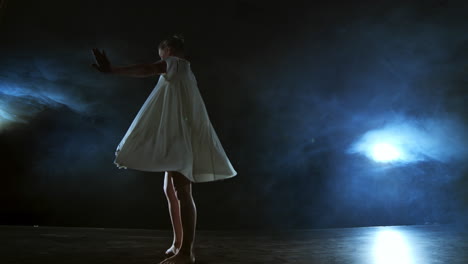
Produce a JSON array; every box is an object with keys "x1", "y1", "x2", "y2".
[{"x1": 113, "y1": 56, "x2": 237, "y2": 183}]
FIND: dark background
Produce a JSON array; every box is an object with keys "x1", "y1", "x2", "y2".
[{"x1": 1, "y1": 0, "x2": 467, "y2": 230}]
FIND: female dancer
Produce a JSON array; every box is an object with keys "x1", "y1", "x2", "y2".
[{"x1": 92, "y1": 34, "x2": 237, "y2": 264}]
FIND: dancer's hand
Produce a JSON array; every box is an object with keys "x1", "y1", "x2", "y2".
[{"x1": 91, "y1": 48, "x2": 112, "y2": 73}]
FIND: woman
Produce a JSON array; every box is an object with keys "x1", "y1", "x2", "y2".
[{"x1": 92, "y1": 34, "x2": 237, "y2": 264}]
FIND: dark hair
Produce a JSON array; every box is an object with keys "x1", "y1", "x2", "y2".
[{"x1": 158, "y1": 34, "x2": 185, "y2": 54}]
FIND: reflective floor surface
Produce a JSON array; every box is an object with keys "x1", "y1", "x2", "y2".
[{"x1": 1, "y1": 224, "x2": 467, "y2": 264}]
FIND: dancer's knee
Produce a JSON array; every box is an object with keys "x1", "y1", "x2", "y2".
[
  {"x1": 170, "y1": 171, "x2": 192, "y2": 201},
  {"x1": 174, "y1": 190, "x2": 185, "y2": 201},
  {"x1": 163, "y1": 172, "x2": 175, "y2": 196},
  {"x1": 174, "y1": 185, "x2": 191, "y2": 201}
]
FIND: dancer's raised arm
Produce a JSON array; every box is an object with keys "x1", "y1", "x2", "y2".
[
  {"x1": 91, "y1": 48, "x2": 166, "y2": 77},
  {"x1": 110, "y1": 60, "x2": 167, "y2": 78}
]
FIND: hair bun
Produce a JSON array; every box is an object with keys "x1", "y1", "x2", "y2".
[
  {"x1": 173, "y1": 34, "x2": 185, "y2": 43},
  {"x1": 158, "y1": 34, "x2": 185, "y2": 53}
]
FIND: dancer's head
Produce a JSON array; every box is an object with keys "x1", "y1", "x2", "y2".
[{"x1": 158, "y1": 34, "x2": 185, "y2": 59}]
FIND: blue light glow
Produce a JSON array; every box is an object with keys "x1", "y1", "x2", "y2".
[
  {"x1": 0, "y1": 81, "x2": 92, "y2": 130},
  {"x1": 348, "y1": 116, "x2": 468, "y2": 164}
]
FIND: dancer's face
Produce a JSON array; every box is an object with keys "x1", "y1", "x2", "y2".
[{"x1": 158, "y1": 47, "x2": 171, "y2": 60}]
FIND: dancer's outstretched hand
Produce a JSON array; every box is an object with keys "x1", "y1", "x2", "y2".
[{"x1": 91, "y1": 48, "x2": 112, "y2": 73}]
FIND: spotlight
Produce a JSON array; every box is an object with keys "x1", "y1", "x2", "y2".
[{"x1": 371, "y1": 143, "x2": 401, "y2": 163}]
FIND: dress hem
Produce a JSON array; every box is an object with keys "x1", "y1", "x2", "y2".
[{"x1": 113, "y1": 160, "x2": 237, "y2": 183}]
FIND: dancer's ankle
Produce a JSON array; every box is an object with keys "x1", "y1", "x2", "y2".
[{"x1": 173, "y1": 240, "x2": 182, "y2": 248}]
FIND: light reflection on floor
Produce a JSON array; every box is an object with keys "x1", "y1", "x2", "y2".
[{"x1": 373, "y1": 227, "x2": 418, "y2": 264}]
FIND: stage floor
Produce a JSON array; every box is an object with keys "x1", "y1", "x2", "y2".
[{"x1": 1, "y1": 224, "x2": 467, "y2": 263}]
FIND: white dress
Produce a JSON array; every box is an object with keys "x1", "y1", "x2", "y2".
[{"x1": 113, "y1": 56, "x2": 237, "y2": 183}]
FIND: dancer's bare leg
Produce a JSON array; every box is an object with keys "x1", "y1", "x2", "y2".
[
  {"x1": 163, "y1": 171, "x2": 183, "y2": 255},
  {"x1": 160, "y1": 171, "x2": 196, "y2": 264}
]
